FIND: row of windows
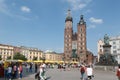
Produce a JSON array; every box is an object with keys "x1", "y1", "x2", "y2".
[
  {"x1": 1, "y1": 52, "x2": 13, "y2": 55},
  {"x1": 65, "y1": 38, "x2": 85, "y2": 42},
  {"x1": 65, "y1": 39, "x2": 71, "y2": 42},
  {"x1": 78, "y1": 42, "x2": 85, "y2": 45},
  {"x1": 65, "y1": 43, "x2": 71, "y2": 47},
  {"x1": 78, "y1": 38, "x2": 85, "y2": 41},
  {"x1": 78, "y1": 47, "x2": 85, "y2": 50},
  {"x1": 65, "y1": 35, "x2": 71, "y2": 38},
  {"x1": 78, "y1": 34, "x2": 84, "y2": 37},
  {"x1": 2, "y1": 56, "x2": 7, "y2": 59},
  {"x1": 0, "y1": 49, "x2": 13, "y2": 53},
  {"x1": 112, "y1": 41, "x2": 120, "y2": 45},
  {"x1": 65, "y1": 34, "x2": 85, "y2": 38},
  {"x1": 65, "y1": 43, "x2": 85, "y2": 47},
  {"x1": 29, "y1": 52, "x2": 42, "y2": 54},
  {"x1": 65, "y1": 47, "x2": 85, "y2": 51}
]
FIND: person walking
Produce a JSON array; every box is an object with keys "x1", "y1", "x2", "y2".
[
  {"x1": 35, "y1": 63, "x2": 38, "y2": 73},
  {"x1": 29, "y1": 63, "x2": 33, "y2": 72},
  {"x1": 18, "y1": 64, "x2": 23, "y2": 79},
  {"x1": 39, "y1": 64, "x2": 44, "y2": 80},
  {"x1": 7, "y1": 64, "x2": 12, "y2": 80},
  {"x1": 80, "y1": 65, "x2": 86, "y2": 80},
  {"x1": 26, "y1": 63, "x2": 30, "y2": 72},
  {"x1": 116, "y1": 65, "x2": 120, "y2": 80},
  {"x1": 86, "y1": 65, "x2": 93, "y2": 80},
  {"x1": 13, "y1": 64, "x2": 17, "y2": 79}
]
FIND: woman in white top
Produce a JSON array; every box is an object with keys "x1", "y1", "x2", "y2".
[
  {"x1": 39, "y1": 65, "x2": 44, "y2": 80},
  {"x1": 86, "y1": 65, "x2": 93, "y2": 80}
]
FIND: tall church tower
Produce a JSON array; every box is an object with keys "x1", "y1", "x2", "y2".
[
  {"x1": 77, "y1": 15, "x2": 87, "y2": 63},
  {"x1": 64, "y1": 9, "x2": 73, "y2": 61}
]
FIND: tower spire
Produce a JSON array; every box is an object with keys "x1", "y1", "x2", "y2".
[
  {"x1": 79, "y1": 15, "x2": 85, "y2": 25},
  {"x1": 65, "y1": 9, "x2": 73, "y2": 22},
  {"x1": 67, "y1": 9, "x2": 71, "y2": 18}
]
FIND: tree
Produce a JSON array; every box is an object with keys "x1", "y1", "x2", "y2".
[
  {"x1": 13, "y1": 52, "x2": 27, "y2": 61},
  {"x1": 33, "y1": 57, "x2": 37, "y2": 61},
  {"x1": 7, "y1": 56, "x2": 11, "y2": 60}
]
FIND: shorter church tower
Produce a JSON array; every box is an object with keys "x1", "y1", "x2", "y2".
[{"x1": 77, "y1": 15, "x2": 87, "y2": 63}]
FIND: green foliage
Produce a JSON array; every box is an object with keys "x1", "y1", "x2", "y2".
[
  {"x1": 13, "y1": 52, "x2": 27, "y2": 61},
  {"x1": 7, "y1": 56, "x2": 11, "y2": 60},
  {"x1": 39, "y1": 57, "x2": 42, "y2": 60},
  {"x1": 33, "y1": 57, "x2": 37, "y2": 61}
]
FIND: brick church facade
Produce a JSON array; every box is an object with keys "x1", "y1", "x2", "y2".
[{"x1": 64, "y1": 10, "x2": 93, "y2": 64}]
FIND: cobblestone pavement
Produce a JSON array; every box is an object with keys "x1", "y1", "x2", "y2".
[{"x1": 0, "y1": 67, "x2": 118, "y2": 80}]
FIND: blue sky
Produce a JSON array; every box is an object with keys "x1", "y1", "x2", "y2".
[{"x1": 0, "y1": 0, "x2": 120, "y2": 55}]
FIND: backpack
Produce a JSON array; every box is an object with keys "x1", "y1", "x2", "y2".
[
  {"x1": 116, "y1": 69, "x2": 120, "y2": 76},
  {"x1": 81, "y1": 67, "x2": 85, "y2": 73}
]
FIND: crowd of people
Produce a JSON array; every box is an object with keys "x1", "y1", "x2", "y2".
[
  {"x1": 0, "y1": 62, "x2": 23, "y2": 80},
  {"x1": 0, "y1": 62, "x2": 38, "y2": 80},
  {"x1": 1, "y1": 61, "x2": 120, "y2": 80}
]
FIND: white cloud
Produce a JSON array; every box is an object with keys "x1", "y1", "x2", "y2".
[
  {"x1": 89, "y1": 17, "x2": 103, "y2": 24},
  {"x1": 0, "y1": 0, "x2": 32, "y2": 20},
  {"x1": 21, "y1": 6, "x2": 31, "y2": 13},
  {"x1": 66, "y1": 0, "x2": 92, "y2": 10}
]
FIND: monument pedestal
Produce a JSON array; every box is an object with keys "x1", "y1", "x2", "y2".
[
  {"x1": 98, "y1": 44, "x2": 117, "y2": 65},
  {"x1": 103, "y1": 45, "x2": 111, "y2": 54}
]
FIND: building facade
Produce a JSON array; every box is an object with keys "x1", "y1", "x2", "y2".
[
  {"x1": 97, "y1": 39, "x2": 104, "y2": 62},
  {"x1": 0, "y1": 44, "x2": 44, "y2": 61},
  {"x1": 0, "y1": 43, "x2": 63, "y2": 62},
  {"x1": 109, "y1": 36, "x2": 120, "y2": 64},
  {"x1": 45, "y1": 52, "x2": 63, "y2": 61},
  {"x1": 64, "y1": 10, "x2": 87, "y2": 63},
  {"x1": 15, "y1": 46, "x2": 43, "y2": 61},
  {"x1": 0, "y1": 44, "x2": 14, "y2": 61}
]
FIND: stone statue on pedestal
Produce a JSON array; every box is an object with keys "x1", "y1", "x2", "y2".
[
  {"x1": 97, "y1": 34, "x2": 117, "y2": 66},
  {"x1": 104, "y1": 34, "x2": 110, "y2": 45}
]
